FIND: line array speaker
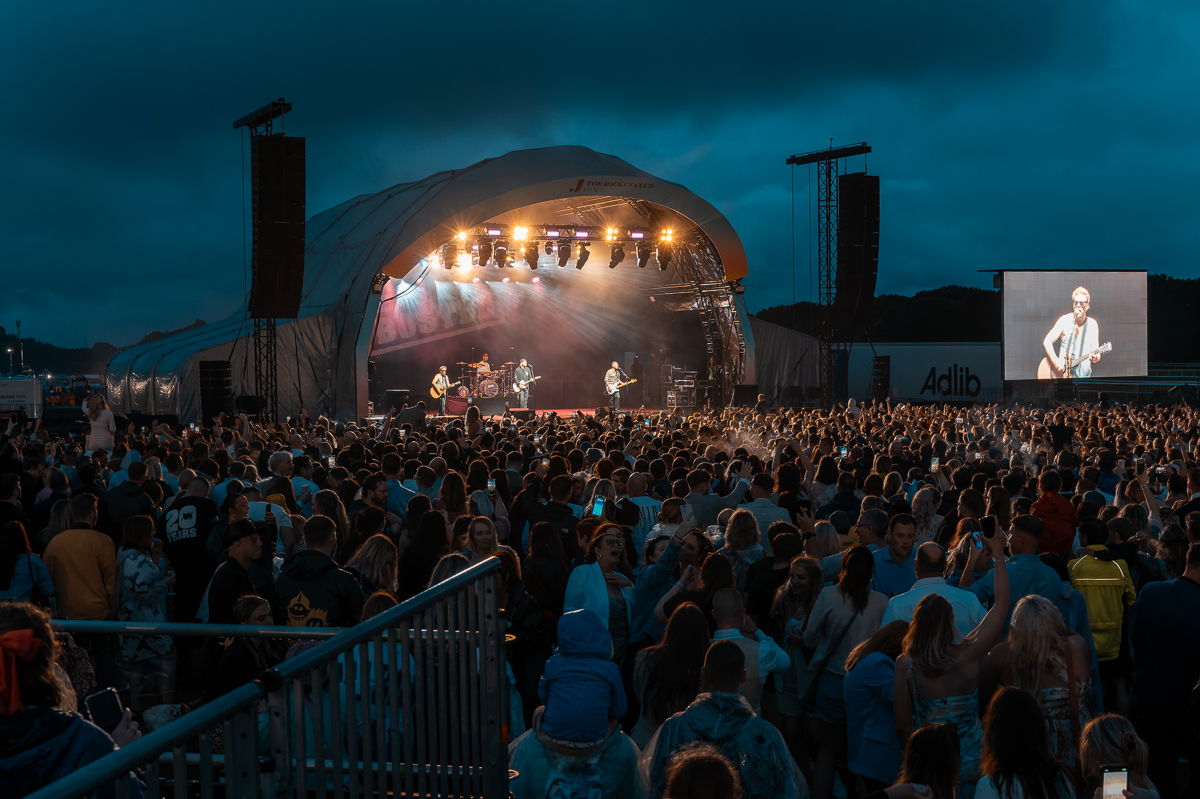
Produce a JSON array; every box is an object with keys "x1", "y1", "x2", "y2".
[
  {"x1": 835, "y1": 172, "x2": 880, "y2": 327},
  {"x1": 249, "y1": 135, "x2": 306, "y2": 319}
]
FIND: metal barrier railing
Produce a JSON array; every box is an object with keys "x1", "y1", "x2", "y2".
[
  {"x1": 52, "y1": 619, "x2": 341, "y2": 639},
  {"x1": 30, "y1": 558, "x2": 508, "y2": 799}
]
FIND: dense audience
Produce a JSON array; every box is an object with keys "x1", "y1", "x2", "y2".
[{"x1": 3, "y1": 395, "x2": 1200, "y2": 798}]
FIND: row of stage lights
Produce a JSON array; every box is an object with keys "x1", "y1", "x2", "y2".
[{"x1": 441, "y1": 225, "x2": 676, "y2": 271}]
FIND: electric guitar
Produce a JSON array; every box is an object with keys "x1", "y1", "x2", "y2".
[
  {"x1": 604, "y1": 378, "x2": 637, "y2": 396},
  {"x1": 512, "y1": 375, "x2": 541, "y2": 392},
  {"x1": 429, "y1": 380, "x2": 462, "y2": 399},
  {"x1": 1037, "y1": 342, "x2": 1112, "y2": 379}
]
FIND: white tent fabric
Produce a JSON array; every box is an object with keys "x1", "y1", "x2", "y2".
[
  {"x1": 106, "y1": 145, "x2": 752, "y2": 422},
  {"x1": 748, "y1": 318, "x2": 820, "y2": 406}
]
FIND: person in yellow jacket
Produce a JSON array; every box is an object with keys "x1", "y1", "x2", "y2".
[{"x1": 1069, "y1": 518, "x2": 1136, "y2": 714}]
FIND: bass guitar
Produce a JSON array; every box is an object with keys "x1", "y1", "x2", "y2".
[
  {"x1": 1037, "y1": 342, "x2": 1112, "y2": 379},
  {"x1": 604, "y1": 378, "x2": 637, "y2": 396},
  {"x1": 512, "y1": 375, "x2": 541, "y2": 392},
  {"x1": 430, "y1": 380, "x2": 462, "y2": 399}
]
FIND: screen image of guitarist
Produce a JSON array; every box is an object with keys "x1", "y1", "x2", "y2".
[{"x1": 1039, "y1": 286, "x2": 1107, "y2": 379}]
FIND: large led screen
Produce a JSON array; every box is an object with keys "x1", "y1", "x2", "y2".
[{"x1": 1003, "y1": 270, "x2": 1146, "y2": 380}]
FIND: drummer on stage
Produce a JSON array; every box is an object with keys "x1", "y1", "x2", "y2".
[{"x1": 473, "y1": 354, "x2": 491, "y2": 375}]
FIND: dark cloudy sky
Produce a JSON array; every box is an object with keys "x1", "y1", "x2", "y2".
[{"x1": 3, "y1": 1, "x2": 1197, "y2": 349}]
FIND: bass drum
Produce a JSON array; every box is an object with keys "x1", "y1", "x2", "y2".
[
  {"x1": 479, "y1": 379, "x2": 500, "y2": 398},
  {"x1": 456, "y1": 385, "x2": 470, "y2": 398}
]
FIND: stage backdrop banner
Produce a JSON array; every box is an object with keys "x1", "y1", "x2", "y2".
[{"x1": 1003, "y1": 271, "x2": 1147, "y2": 380}]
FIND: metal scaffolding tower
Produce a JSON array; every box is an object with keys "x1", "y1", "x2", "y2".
[
  {"x1": 786, "y1": 142, "x2": 871, "y2": 406},
  {"x1": 234, "y1": 98, "x2": 292, "y2": 421}
]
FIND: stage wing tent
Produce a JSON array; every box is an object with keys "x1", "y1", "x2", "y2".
[{"x1": 105, "y1": 145, "x2": 755, "y2": 422}]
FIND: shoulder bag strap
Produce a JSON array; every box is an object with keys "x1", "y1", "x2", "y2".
[{"x1": 1064, "y1": 644, "x2": 1081, "y2": 745}]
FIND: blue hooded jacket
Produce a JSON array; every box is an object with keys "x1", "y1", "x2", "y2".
[
  {"x1": 640, "y1": 692, "x2": 807, "y2": 799},
  {"x1": 537, "y1": 609, "x2": 626, "y2": 743},
  {"x1": 0, "y1": 707, "x2": 143, "y2": 798}
]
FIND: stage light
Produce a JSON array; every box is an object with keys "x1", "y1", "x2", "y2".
[
  {"x1": 628, "y1": 227, "x2": 647, "y2": 240},
  {"x1": 544, "y1": 242, "x2": 554, "y2": 255},
  {"x1": 656, "y1": 242, "x2": 673, "y2": 272},
  {"x1": 532, "y1": 276, "x2": 540, "y2": 283},
  {"x1": 543, "y1": 227, "x2": 561, "y2": 238},
  {"x1": 494, "y1": 240, "x2": 511, "y2": 267},
  {"x1": 636, "y1": 241, "x2": 652, "y2": 268},
  {"x1": 478, "y1": 241, "x2": 493, "y2": 265},
  {"x1": 605, "y1": 227, "x2": 618, "y2": 242},
  {"x1": 574, "y1": 227, "x2": 591, "y2": 239},
  {"x1": 608, "y1": 245, "x2": 626, "y2": 268},
  {"x1": 575, "y1": 242, "x2": 591, "y2": 270},
  {"x1": 523, "y1": 243, "x2": 540, "y2": 269},
  {"x1": 661, "y1": 228, "x2": 674, "y2": 243},
  {"x1": 485, "y1": 226, "x2": 503, "y2": 237},
  {"x1": 556, "y1": 242, "x2": 571, "y2": 267},
  {"x1": 513, "y1": 226, "x2": 528, "y2": 241},
  {"x1": 442, "y1": 243, "x2": 458, "y2": 268},
  {"x1": 456, "y1": 231, "x2": 467, "y2": 241}
]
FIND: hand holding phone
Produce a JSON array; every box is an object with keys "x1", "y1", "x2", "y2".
[
  {"x1": 85, "y1": 688, "x2": 125, "y2": 733},
  {"x1": 487, "y1": 478, "x2": 496, "y2": 493},
  {"x1": 1102, "y1": 765, "x2": 1128, "y2": 799},
  {"x1": 591, "y1": 495, "x2": 606, "y2": 517}
]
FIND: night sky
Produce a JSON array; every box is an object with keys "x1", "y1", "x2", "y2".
[{"x1": 3, "y1": 1, "x2": 1197, "y2": 350}]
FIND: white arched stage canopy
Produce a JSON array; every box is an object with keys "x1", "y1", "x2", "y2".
[{"x1": 106, "y1": 145, "x2": 817, "y2": 421}]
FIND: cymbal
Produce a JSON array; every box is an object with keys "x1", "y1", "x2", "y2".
[
  {"x1": 455, "y1": 361, "x2": 470, "y2": 364},
  {"x1": 502, "y1": 362, "x2": 517, "y2": 365}
]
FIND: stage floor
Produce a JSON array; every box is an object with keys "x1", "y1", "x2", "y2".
[{"x1": 366, "y1": 406, "x2": 665, "y2": 423}]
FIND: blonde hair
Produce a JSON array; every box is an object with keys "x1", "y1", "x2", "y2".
[
  {"x1": 723, "y1": 509, "x2": 761, "y2": 551},
  {"x1": 812, "y1": 521, "x2": 843, "y2": 558},
  {"x1": 904, "y1": 593, "x2": 959, "y2": 677},
  {"x1": 345, "y1": 534, "x2": 399, "y2": 594},
  {"x1": 1080, "y1": 714, "x2": 1149, "y2": 789},
  {"x1": 467, "y1": 516, "x2": 499, "y2": 557},
  {"x1": 87, "y1": 395, "x2": 108, "y2": 422},
  {"x1": 1007, "y1": 596, "x2": 1072, "y2": 700}
]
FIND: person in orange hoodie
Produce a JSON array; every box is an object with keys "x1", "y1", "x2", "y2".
[{"x1": 1031, "y1": 469, "x2": 1077, "y2": 554}]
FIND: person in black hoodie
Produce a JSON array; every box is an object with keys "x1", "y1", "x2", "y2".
[
  {"x1": 521, "y1": 470, "x2": 580, "y2": 561},
  {"x1": 104, "y1": 462, "x2": 155, "y2": 542},
  {"x1": 271, "y1": 515, "x2": 364, "y2": 628}
]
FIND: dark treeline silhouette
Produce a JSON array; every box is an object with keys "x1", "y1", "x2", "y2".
[
  {"x1": 754, "y1": 274, "x2": 1200, "y2": 362},
  {"x1": 0, "y1": 319, "x2": 206, "y2": 377}
]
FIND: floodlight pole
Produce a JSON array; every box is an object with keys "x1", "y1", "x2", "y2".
[
  {"x1": 786, "y1": 142, "x2": 870, "y2": 407},
  {"x1": 233, "y1": 99, "x2": 291, "y2": 422}
]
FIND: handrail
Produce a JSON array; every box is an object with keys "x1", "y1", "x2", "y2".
[
  {"x1": 31, "y1": 558, "x2": 505, "y2": 799},
  {"x1": 25, "y1": 682, "x2": 262, "y2": 799},
  {"x1": 268, "y1": 558, "x2": 499, "y2": 684},
  {"x1": 51, "y1": 619, "x2": 341, "y2": 639}
]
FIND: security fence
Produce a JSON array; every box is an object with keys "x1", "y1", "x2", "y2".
[{"x1": 30, "y1": 558, "x2": 508, "y2": 798}]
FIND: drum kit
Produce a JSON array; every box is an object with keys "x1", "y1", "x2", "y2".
[{"x1": 454, "y1": 361, "x2": 519, "y2": 399}]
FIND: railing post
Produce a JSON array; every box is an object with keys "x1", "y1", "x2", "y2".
[
  {"x1": 224, "y1": 705, "x2": 261, "y2": 799},
  {"x1": 265, "y1": 677, "x2": 293, "y2": 799},
  {"x1": 480, "y1": 570, "x2": 508, "y2": 797}
]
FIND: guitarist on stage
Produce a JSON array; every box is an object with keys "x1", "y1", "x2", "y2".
[
  {"x1": 1042, "y1": 286, "x2": 1102, "y2": 378},
  {"x1": 513, "y1": 359, "x2": 535, "y2": 409},
  {"x1": 431, "y1": 366, "x2": 452, "y2": 416},
  {"x1": 604, "y1": 360, "x2": 628, "y2": 413}
]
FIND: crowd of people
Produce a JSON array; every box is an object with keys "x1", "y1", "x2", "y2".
[{"x1": 1, "y1": 394, "x2": 1199, "y2": 799}]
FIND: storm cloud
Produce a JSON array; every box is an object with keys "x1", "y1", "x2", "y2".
[{"x1": 2, "y1": 0, "x2": 1196, "y2": 347}]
